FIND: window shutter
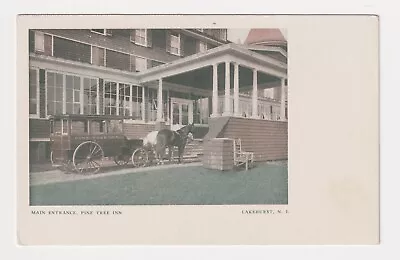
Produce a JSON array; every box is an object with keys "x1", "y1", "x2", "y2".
[
  {"x1": 44, "y1": 34, "x2": 52, "y2": 56},
  {"x1": 147, "y1": 59, "x2": 153, "y2": 69},
  {"x1": 29, "y1": 30, "x2": 35, "y2": 53},
  {"x1": 179, "y1": 34, "x2": 184, "y2": 57},
  {"x1": 130, "y1": 55, "x2": 136, "y2": 72},
  {"x1": 147, "y1": 29, "x2": 152, "y2": 47},
  {"x1": 166, "y1": 30, "x2": 171, "y2": 53},
  {"x1": 130, "y1": 29, "x2": 136, "y2": 43}
]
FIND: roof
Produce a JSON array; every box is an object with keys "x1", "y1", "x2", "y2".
[{"x1": 244, "y1": 29, "x2": 287, "y2": 46}]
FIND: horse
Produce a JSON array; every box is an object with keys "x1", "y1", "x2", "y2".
[{"x1": 155, "y1": 123, "x2": 195, "y2": 164}]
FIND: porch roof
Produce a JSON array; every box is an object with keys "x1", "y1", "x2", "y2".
[{"x1": 137, "y1": 43, "x2": 287, "y2": 83}]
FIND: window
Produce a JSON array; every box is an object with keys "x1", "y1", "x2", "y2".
[
  {"x1": 104, "y1": 81, "x2": 117, "y2": 115},
  {"x1": 170, "y1": 33, "x2": 180, "y2": 55},
  {"x1": 91, "y1": 29, "x2": 111, "y2": 36},
  {"x1": 147, "y1": 88, "x2": 157, "y2": 121},
  {"x1": 134, "y1": 29, "x2": 147, "y2": 46},
  {"x1": 118, "y1": 83, "x2": 131, "y2": 116},
  {"x1": 135, "y1": 57, "x2": 147, "y2": 72},
  {"x1": 83, "y1": 78, "x2": 98, "y2": 115},
  {"x1": 29, "y1": 68, "x2": 39, "y2": 115},
  {"x1": 65, "y1": 75, "x2": 81, "y2": 114},
  {"x1": 199, "y1": 41, "x2": 207, "y2": 52},
  {"x1": 34, "y1": 32, "x2": 45, "y2": 52},
  {"x1": 132, "y1": 86, "x2": 143, "y2": 120},
  {"x1": 46, "y1": 72, "x2": 64, "y2": 115}
]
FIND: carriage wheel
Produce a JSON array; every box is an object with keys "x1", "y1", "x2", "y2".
[
  {"x1": 50, "y1": 151, "x2": 68, "y2": 172},
  {"x1": 73, "y1": 141, "x2": 104, "y2": 174},
  {"x1": 131, "y1": 148, "x2": 148, "y2": 167},
  {"x1": 113, "y1": 154, "x2": 130, "y2": 166}
]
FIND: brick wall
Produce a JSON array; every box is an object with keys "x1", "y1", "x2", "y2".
[{"x1": 219, "y1": 117, "x2": 288, "y2": 161}]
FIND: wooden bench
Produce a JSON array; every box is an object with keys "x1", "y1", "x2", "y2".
[{"x1": 233, "y1": 139, "x2": 254, "y2": 170}]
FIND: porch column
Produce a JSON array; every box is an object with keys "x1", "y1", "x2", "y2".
[
  {"x1": 251, "y1": 69, "x2": 259, "y2": 118},
  {"x1": 280, "y1": 78, "x2": 286, "y2": 121},
  {"x1": 233, "y1": 62, "x2": 240, "y2": 116},
  {"x1": 222, "y1": 61, "x2": 231, "y2": 116},
  {"x1": 141, "y1": 86, "x2": 146, "y2": 121},
  {"x1": 157, "y1": 78, "x2": 163, "y2": 121},
  {"x1": 211, "y1": 63, "x2": 219, "y2": 117}
]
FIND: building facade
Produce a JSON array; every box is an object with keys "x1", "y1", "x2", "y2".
[{"x1": 29, "y1": 28, "x2": 288, "y2": 163}]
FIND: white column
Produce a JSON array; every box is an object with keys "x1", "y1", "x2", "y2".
[
  {"x1": 141, "y1": 86, "x2": 146, "y2": 121},
  {"x1": 251, "y1": 69, "x2": 258, "y2": 118},
  {"x1": 233, "y1": 62, "x2": 240, "y2": 116},
  {"x1": 222, "y1": 61, "x2": 231, "y2": 116},
  {"x1": 80, "y1": 77, "x2": 84, "y2": 114},
  {"x1": 280, "y1": 78, "x2": 286, "y2": 121},
  {"x1": 116, "y1": 83, "x2": 120, "y2": 116},
  {"x1": 157, "y1": 78, "x2": 163, "y2": 121},
  {"x1": 211, "y1": 63, "x2": 219, "y2": 117},
  {"x1": 130, "y1": 84, "x2": 133, "y2": 117}
]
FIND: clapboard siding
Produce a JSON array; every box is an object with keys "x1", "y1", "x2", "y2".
[
  {"x1": 29, "y1": 119, "x2": 50, "y2": 139},
  {"x1": 123, "y1": 123, "x2": 155, "y2": 140},
  {"x1": 220, "y1": 117, "x2": 288, "y2": 161}
]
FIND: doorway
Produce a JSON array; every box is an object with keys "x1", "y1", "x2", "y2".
[{"x1": 170, "y1": 97, "x2": 193, "y2": 130}]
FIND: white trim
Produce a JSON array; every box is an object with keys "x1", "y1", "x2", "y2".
[
  {"x1": 90, "y1": 29, "x2": 112, "y2": 36},
  {"x1": 51, "y1": 35, "x2": 54, "y2": 56},
  {"x1": 29, "y1": 138, "x2": 50, "y2": 142}
]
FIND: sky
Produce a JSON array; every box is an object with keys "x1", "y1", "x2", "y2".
[{"x1": 227, "y1": 28, "x2": 287, "y2": 44}]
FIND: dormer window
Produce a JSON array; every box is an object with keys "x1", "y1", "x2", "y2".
[
  {"x1": 91, "y1": 29, "x2": 112, "y2": 36},
  {"x1": 134, "y1": 29, "x2": 147, "y2": 46}
]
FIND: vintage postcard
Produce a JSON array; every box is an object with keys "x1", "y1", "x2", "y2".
[{"x1": 16, "y1": 14, "x2": 379, "y2": 245}]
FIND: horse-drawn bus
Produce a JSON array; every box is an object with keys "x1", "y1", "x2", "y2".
[{"x1": 49, "y1": 114, "x2": 195, "y2": 174}]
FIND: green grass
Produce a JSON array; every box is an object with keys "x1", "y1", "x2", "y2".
[{"x1": 30, "y1": 163, "x2": 288, "y2": 205}]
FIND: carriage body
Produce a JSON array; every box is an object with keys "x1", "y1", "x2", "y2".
[{"x1": 49, "y1": 114, "x2": 142, "y2": 173}]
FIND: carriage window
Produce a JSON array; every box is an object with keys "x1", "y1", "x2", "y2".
[
  {"x1": 99, "y1": 121, "x2": 104, "y2": 133},
  {"x1": 62, "y1": 119, "x2": 68, "y2": 135},
  {"x1": 50, "y1": 120, "x2": 54, "y2": 134},
  {"x1": 53, "y1": 120, "x2": 62, "y2": 134},
  {"x1": 108, "y1": 120, "x2": 123, "y2": 133},
  {"x1": 84, "y1": 121, "x2": 88, "y2": 133}
]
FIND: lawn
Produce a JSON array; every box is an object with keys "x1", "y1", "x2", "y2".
[{"x1": 30, "y1": 163, "x2": 288, "y2": 205}]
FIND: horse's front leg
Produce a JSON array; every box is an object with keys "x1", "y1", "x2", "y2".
[
  {"x1": 178, "y1": 146, "x2": 183, "y2": 164},
  {"x1": 168, "y1": 146, "x2": 173, "y2": 163}
]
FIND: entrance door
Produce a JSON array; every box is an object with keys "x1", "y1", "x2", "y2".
[{"x1": 170, "y1": 98, "x2": 193, "y2": 131}]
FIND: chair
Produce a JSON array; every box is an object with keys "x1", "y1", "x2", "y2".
[{"x1": 233, "y1": 139, "x2": 254, "y2": 170}]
